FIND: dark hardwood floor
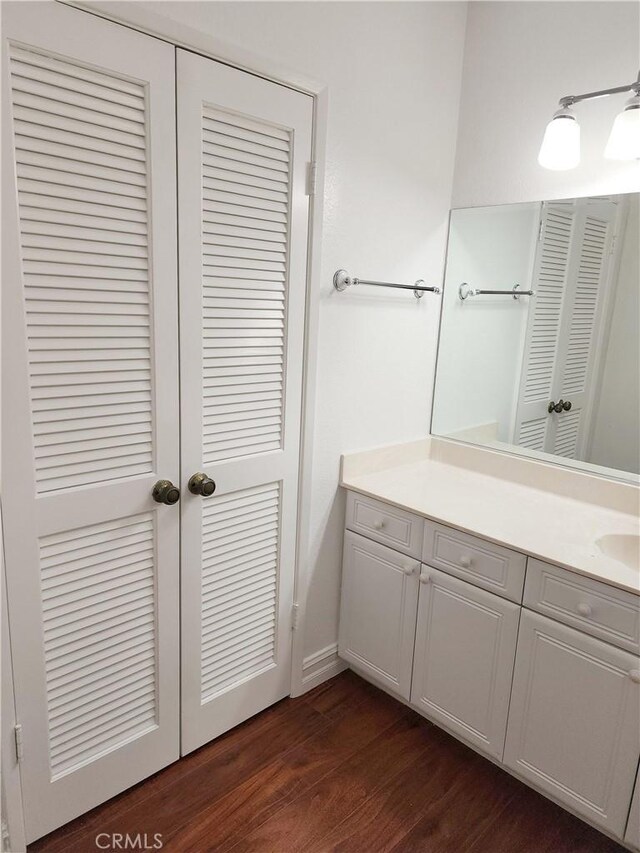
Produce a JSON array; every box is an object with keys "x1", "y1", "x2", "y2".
[{"x1": 30, "y1": 671, "x2": 625, "y2": 853}]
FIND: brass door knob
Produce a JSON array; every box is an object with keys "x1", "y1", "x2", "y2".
[
  {"x1": 188, "y1": 472, "x2": 216, "y2": 497},
  {"x1": 152, "y1": 479, "x2": 180, "y2": 505}
]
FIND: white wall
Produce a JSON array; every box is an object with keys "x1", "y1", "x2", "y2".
[
  {"x1": 453, "y1": 2, "x2": 640, "y2": 208},
  {"x1": 117, "y1": 1, "x2": 468, "y2": 663},
  {"x1": 589, "y1": 195, "x2": 640, "y2": 475},
  {"x1": 432, "y1": 203, "x2": 539, "y2": 441}
]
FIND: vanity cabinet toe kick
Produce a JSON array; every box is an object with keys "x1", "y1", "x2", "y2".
[{"x1": 339, "y1": 490, "x2": 640, "y2": 847}]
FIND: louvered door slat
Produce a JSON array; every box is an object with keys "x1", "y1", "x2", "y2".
[
  {"x1": 562, "y1": 216, "x2": 608, "y2": 395},
  {"x1": 523, "y1": 207, "x2": 574, "y2": 405},
  {"x1": 553, "y1": 410, "x2": 582, "y2": 457},
  {"x1": 199, "y1": 483, "x2": 280, "y2": 700},
  {"x1": 39, "y1": 514, "x2": 156, "y2": 777},
  {"x1": 201, "y1": 102, "x2": 287, "y2": 463},
  {"x1": 517, "y1": 416, "x2": 547, "y2": 451}
]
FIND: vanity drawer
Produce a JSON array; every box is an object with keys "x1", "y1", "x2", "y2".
[
  {"x1": 422, "y1": 520, "x2": 526, "y2": 602},
  {"x1": 524, "y1": 559, "x2": 640, "y2": 654},
  {"x1": 345, "y1": 491, "x2": 423, "y2": 558}
]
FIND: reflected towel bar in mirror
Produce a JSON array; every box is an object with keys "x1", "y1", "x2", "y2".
[
  {"x1": 458, "y1": 282, "x2": 535, "y2": 301},
  {"x1": 334, "y1": 269, "x2": 441, "y2": 300}
]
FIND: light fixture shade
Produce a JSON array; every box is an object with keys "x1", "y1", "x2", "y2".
[
  {"x1": 538, "y1": 108, "x2": 580, "y2": 170},
  {"x1": 604, "y1": 96, "x2": 640, "y2": 160}
]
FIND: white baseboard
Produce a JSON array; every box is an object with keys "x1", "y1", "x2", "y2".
[{"x1": 300, "y1": 643, "x2": 347, "y2": 693}]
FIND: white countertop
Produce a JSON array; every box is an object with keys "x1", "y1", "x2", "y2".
[{"x1": 340, "y1": 439, "x2": 640, "y2": 594}]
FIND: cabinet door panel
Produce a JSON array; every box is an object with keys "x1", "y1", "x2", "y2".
[
  {"x1": 2, "y1": 2, "x2": 179, "y2": 842},
  {"x1": 338, "y1": 532, "x2": 419, "y2": 698},
  {"x1": 411, "y1": 567, "x2": 519, "y2": 759},
  {"x1": 504, "y1": 610, "x2": 640, "y2": 837}
]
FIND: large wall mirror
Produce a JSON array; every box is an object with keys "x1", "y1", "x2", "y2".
[{"x1": 432, "y1": 192, "x2": 639, "y2": 482}]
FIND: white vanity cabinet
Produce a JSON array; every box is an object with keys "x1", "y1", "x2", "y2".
[
  {"x1": 411, "y1": 566, "x2": 520, "y2": 760},
  {"x1": 503, "y1": 610, "x2": 640, "y2": 837},
  {"x1": 338, "y1": 531, "x2": 419, "y2": 699},
  {"x1": 339, "y1": 488, "x2": 640, "y2": 843},
  {"x1": 626, "y1": 767, "x2": 640, "y2": 850}
]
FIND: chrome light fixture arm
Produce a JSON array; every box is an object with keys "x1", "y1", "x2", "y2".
[{"x1": 558, "y1": 71, "x2": 640, "y2": 108}]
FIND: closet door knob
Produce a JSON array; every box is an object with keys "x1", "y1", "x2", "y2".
[
  {"x1": 419, "y1": 571, "x2": 431, "y2": 584},
  {"x1": 152, "y1": 479, "x2": 180, "y2": 505},
  {"x1": 562, "y1": 400, "x2": 572, "y2": 411},
  {"x1": 548, "y1": 400, "x2": 565, "y2": 414},
  {"x1": 188, "y1": 472, "x2": 217, "y2": 497}
]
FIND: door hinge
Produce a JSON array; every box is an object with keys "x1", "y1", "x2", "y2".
[
  {"x1": 306, "y1": 161, "x2": 317, "y2": 196},
  {"x1": 291, "y1": 603, "x2": 299, "y2": 631},
  {"x1": 537, "y1": 218, "x2": 544, "y2": 241},
  {"x1": 14, "y1": 723, "x2": 23, "y2": 763},
  {"x1": 609, "y1": 233, "x2": 617, "y2": 255}
]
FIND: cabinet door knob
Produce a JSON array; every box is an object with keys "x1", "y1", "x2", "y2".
[
  {"x1": 152, "y1": 479, "x2": 180, "y2": 505},
  {"x1": 577, "y1": 602, "x2": 592, "y2": 618},
  {"x1": 373, "y1": 519, "x2": 385, "y2": 530},
  {"x1": 188, "y1": 472, "x2": 216, "y2": 497},
  {"x1": 459, "y1": 555, "x2": 473, "y2": 569},
  {"x1": 629, "y1": 670, "x2": 640, "y2": 684},
  {"x1": 401, "y1": 564, "x2": 416, "y2": 576},
  {"x1": 419, "y1": 571, "x2": 431, "y2": 584}
]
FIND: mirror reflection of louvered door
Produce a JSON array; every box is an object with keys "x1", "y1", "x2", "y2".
[
  {"x1": 176, "y1": 50, "x2": 313, "y2": 753},
  {"x1": 549, "y1": 199, "x2": 618, "y2": 459},
  {"x1": 514, "y1": 198, "x2": 619, "y2": 460},
  {"x1": 1, "y1": 3, "x2": 180, "y2": 842}
]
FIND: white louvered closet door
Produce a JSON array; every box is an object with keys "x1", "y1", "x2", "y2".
[
  {"x1": 514, "y1": 202, "x2": 577, "y2": 453},
  {"x1": 2, "y1": 4, "x2": 180, "y2": 841},
  {"x1": 514, "y1": 198, "x2": 618, "y2": 459},
  {"x1": 550, "y1": 198, "x2": 618, "y2": 459},
  {"x1": 177, "y1": 50, "x2": 312, "y2": 753}
]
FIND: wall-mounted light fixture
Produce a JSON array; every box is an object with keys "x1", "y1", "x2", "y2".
[{"x1": 538, "y1": 71, "x2": 640, "y2": 170}]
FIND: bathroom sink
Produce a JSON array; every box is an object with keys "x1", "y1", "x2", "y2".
[{"x1": 595, "y1": 534, "x2": 640, "y2": 569}]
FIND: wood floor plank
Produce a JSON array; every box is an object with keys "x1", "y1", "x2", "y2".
[
  {"x1": 309, "y1": 721, "x2": 492, "y2": 853},
  {"x1": 387, "y1": 730, "x2": 625, "y2": 853},
  {"x1": 464, "y1": 778, "x2": 627, "y2": 853},
  {"x1": 28, "y1": 672, "x2": 626, "y2": 853},
  {"x1": 221, "y1": 713, "x2": 444, "y2": 853},
  {"x1": 30, "y1": 697, "x2": 327, "y2": 853},
  {"x1": 164, "y1": 684, "x2": 410, "y2": 851},
  {"x1": 301, "y1": 668, "x2": 379, "y2": 722}
]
